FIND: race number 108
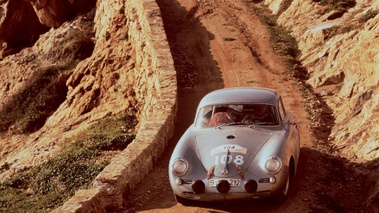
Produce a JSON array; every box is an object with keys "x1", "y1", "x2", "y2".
[{"x1": 215, "y1": 155, "x2": 244, "y2": 165}]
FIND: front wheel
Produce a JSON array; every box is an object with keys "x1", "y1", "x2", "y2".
[
  {"x1": 281, "y1": 174, "x2": 290, "y2": 196},
  {"x1": 273, "y1": 170, "x2": 291, "y2": 202}
]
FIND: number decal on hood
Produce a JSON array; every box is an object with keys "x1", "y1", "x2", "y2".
[
  {"x1": 215, "y1": 154, "x2": 244, "y2": 166},
  {"x1": 211, "y1": 145, "x2": 247, "y2": 166},
  {"x1": 210, "y1": 144, "x2": 247, "y2": 155}
]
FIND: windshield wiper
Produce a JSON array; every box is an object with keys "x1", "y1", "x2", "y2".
[
  {"x1": 227, "y1": 122, "x2": 249, "y2": 126},
  {"x1": 216, "y1": 122, "x2": 249, "y2": 128},
  {"x1": 254, "y1": 121, "x2": 276, "y2": 125}
]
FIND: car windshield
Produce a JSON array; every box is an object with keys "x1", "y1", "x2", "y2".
[{"x1": 195, "y1": 104, "x2": 279, "y2": 128}]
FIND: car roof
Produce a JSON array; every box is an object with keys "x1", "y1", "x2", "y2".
[{"x1": 198, "y1": 87, "x2": 279, "y2": 108}]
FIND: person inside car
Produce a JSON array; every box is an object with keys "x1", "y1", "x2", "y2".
[
  {"x1": 243, "y1": 104, "x2": 273, "y2": 124},
  {"x1": 208, "y1": 106, "x2": 234, "y2": 126}
]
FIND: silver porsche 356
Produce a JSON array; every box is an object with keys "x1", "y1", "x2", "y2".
[{"x1": 169, "y1": 87, "x2": 300, "y2": 205}]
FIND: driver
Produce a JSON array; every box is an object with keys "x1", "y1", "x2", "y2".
[
  {"x1": 243, "y1": 104, "x2": 272, "y2": 123},
  {"x1": 254, "y1": 105, "x2": 268, "y2": 119}
]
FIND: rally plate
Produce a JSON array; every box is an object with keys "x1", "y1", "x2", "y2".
[{"x1": 209, "y1": 179, "x2": 241, "y2": 187}]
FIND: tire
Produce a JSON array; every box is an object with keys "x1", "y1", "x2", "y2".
[
  {"x1": 281, "y1": 174, "x2": 290, "y2": 197},
  {"x1": 273, "y1": 169, "x2": 291, "y2": 203}
]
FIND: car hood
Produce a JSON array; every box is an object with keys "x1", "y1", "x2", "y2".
[{"x1": 195, "y1": 127, "x2": 275, "y2": 178}]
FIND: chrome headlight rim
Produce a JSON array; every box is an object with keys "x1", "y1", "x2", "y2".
[
  {"x1": 264, "y1": 155, "x2": 282, "y2": 175},
  {"x1": 171, "y1": 158, "x2": 189, "y2": 177}
]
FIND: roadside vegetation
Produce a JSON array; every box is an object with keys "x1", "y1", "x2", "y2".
[
  {"x1": 0, "y1": 17, "x2": 138, "y2": 213},
  {"x1": 0, "y1": 114, "x2": 137, "y2": 212},
  {"x1": 359, "y1": 9, "x2": 379, "y2": 23},
  {"x1": 251, "y1": 5, "x2": 307, "y2": 80},
  {"x1": 313, "y1": 0, "x2": 356, "y2": 12},
  {"x1": 0, "y1": 19, "x2": 95, "y2": 135},
  {"x1": 323, "y1": 9, "x2": 378, "y2": 40},
  {"x1": 0, "y1": 64, "x2": 71, "y2": 134}
]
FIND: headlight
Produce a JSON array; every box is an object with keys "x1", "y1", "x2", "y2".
[
  {"x1": 172, "y1": 158, "x2": 189, "y2": 176},
  {"x1": 265, "y1": 156, "x2": 282, "y2": 174}
]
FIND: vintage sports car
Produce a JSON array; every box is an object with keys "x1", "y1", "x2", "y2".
[{"x1": 168, "y1": 87, "x2": 300, "y2": 205}]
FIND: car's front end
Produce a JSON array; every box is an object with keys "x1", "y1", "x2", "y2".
[{"x1": 170, "y1": 160, "x2": 289, "y2": 202}]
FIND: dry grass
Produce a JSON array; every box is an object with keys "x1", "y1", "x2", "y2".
[{"x1": 0, "y1": 114, "x2": 137, "y2": 212}]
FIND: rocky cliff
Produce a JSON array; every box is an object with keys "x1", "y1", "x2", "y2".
[
  {"x1": 1, "y1": 0, "x2": 177, "y2": 211},
  {"x1": 265, "y1": 0, "x2": 379, "y2": 210}
]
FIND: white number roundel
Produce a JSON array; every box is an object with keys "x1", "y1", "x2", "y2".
[{"x1": 215, "y1": 155, "x2": 244, "y2": 165}]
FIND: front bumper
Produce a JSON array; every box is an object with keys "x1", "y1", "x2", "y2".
[{"x1": 170, "y1": 168, "x2": 288, "y2": 202}]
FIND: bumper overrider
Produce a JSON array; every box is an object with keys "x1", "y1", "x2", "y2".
[{"x1": 170, "y1": 167, "x2": 288, "y2": 201}]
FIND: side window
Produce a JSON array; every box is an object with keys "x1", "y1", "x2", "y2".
[{"x1": 278, "y1": 97, "x2": 286, "y2": 122}]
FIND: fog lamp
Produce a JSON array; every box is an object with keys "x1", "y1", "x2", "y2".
[
  {"x1": 244, "y1": 180, "x2": 258, "y2": 193},
  {"x1": 216, "y1": 180, "x2": 230, "y2": 193},
  {"x1": 192, "y1": 180, "x2": 205, "y2": 194}
]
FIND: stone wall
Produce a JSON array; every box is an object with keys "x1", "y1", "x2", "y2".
[{"x1": 52, "y1": 0, "x2": 177, "y2": 212}]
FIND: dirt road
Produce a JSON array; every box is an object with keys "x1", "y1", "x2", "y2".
[{"x1": 121, "y1": 0, "x2": 363, "y2": 212}]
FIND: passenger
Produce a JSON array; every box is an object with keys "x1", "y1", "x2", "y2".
[{"x1": 208, "y1": 107, "x2": 234, "y2": 126}]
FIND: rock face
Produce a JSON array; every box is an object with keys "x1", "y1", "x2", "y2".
[
  {"x1": 0, "y1": 0, "x2": 176, "y2": 211},
  {"x1": 0, "y1": 0, "x2": 49, "y2": 57},
  {"x1": 0, "y1": 0, "x2": 134, "y2": 181},
  {"x1": 265, "y1": 0, "x2": 379, "y2": 211},
  {"x1": 0, "y1": 0, "x2": 96, "y2": 58},
  {"x1": 273, "y1": 0, "x2": 379, "y2": 162},
  {"x1": 0, "y1": 12, "x2": 96, "y2": 181},
  {"x1": 30, "y1": 0, "x2": 96, "y2": 27}
]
